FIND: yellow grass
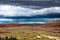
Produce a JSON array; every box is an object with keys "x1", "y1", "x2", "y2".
[{"x1": 0, "y1": 27, "x2": 59, "y2": 40}]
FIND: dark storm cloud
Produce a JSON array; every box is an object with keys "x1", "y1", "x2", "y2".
[
  {"x1": 0, "y1": 0, "x2": 60, "y2": 7},
  {"x1": 0, "y1": 0, "x2": 52, "y2": 1},
  {"x1": 0, "y1": 0, "x2": 60, "y2": 18},
  {"x1": 0, "y1": 5, "x2": 60, "y2": 18}
]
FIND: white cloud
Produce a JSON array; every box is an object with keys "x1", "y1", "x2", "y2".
[
  {"x1": 43, "y1": 18, "x2": 60, "y2": 22},
  {"x1": 0, "y1": 5, "x2": 60, "y2": 16},
  {"x1": 0, "y1": 19, "x2": 13, "y2": 21},
  {"x1": 18, "y1": 22, "x2": 46, "y2": 24},
  {"x1": 33, "y1": 7, "x2": 60, "y2": 15}
]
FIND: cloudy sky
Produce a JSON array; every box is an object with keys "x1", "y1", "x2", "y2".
[{"x1": 0, "y1": 0, "x2": 60, "y2": 24}]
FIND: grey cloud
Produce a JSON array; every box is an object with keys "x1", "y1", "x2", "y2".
[
  {"x1": 0, "y1": 0, "x2": 60, "y2": 9},
  {"x1": 1, "y1": 0, "x2": 52, "y2": 1},
  {"x1": 0, "y1": 0, "x2": 60, "y2": 6}
]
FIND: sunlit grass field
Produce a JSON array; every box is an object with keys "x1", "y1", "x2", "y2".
[{"x1": 0, "y1": 27, "x2": 59, "y2": 40}]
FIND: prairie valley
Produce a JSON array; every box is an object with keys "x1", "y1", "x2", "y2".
[{"x1": 0, "y1": 20, "x2": 60, "y2": 40}]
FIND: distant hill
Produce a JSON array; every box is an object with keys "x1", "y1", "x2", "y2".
[
  {"x1": 41, "y1": 20, "x2": 60, "y2": 28},
  {"x1": 35, "y1": 20, "x2": 60, "y2": 35},
  {"x1": 0, "y1": 20, "x2": 60, "y2": 30},
  {"x1": 0, "y1": 20, "x2": 60, "y2": 28},
  {"x1": 0, "y1": 20, "x2": 60, "y2": 36}
]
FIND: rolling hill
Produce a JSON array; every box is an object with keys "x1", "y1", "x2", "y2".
[{"x1": 0, "y1": 20, "x2": 60, "y2": 40}]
